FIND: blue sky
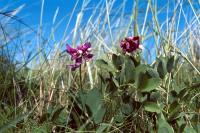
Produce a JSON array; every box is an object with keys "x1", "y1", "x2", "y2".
[
  {"x1": 0, "y1": 0, "x2": 86, "y2": 40},
  {"x1": 0, "y1": 0, "x2": 135, "y2": 42},
  {"x1": 1, "y1": 0, "x2": 186, "y2": 40},
  {"x1": 0, "y1": 0, "x2": 199, "y2": 42},
  {"x1": 1, "y1": 0, "x2": 81, "y2": 25},
  {"x1": 0, "y1": 0, "x2": 133, "y2": 63},
  {"x1": 0, "y1": 0, "x2": 199, "y2": 64}
]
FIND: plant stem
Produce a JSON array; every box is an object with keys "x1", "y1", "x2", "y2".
[
  {"x1": 166, "y1": 73, "x2": 171, "y2": 114},
  {"x1": 79, "y1": 65, "x2": 82, "y2": 90}
]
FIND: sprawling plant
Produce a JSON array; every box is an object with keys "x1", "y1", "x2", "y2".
[{"x1": 64, "y1": 36, "x2": 200, "y2": 132}]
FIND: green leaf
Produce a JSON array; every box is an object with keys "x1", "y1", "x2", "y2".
[
  {"x1": 96, "y1": 59, "x2": 116, "y2": 73},
  {"x1": 147, "y1": 68, "x2": 160, "y2": 78},
  {"x1": 197, "y1": 123, "x2": 200, "y2": 133},
  {"x1": 96, "y1": 59, "x2": 108, "y2": 69},
  {"x1": 144, "y1": 102, "x2": 162, "y2": 113},
  {"x1": 177, "y1": 116, "x2": 186, "y2": 125},
  {"x1": 134, "y1": 65, "x2": 149, "y2": 88},
  {"x1": 122, "y1": 92, "x2": 131, "y2": 103},
  {"x1": 50, "y1": 106, "x2": 65, "y2": 122},
  {"x1": 77, "y1": 89, "x2": 106, "y2": 124},
  {"x1": 85, "y1": 88, "x2": 106, "y2": 124},
  {"x1": 96, "y1": 59, "x2": 108, "y2": 66},
  {"x1": 135, "y1": 64, "x2": 148, "y2": 73},
  {"x1": 140, "y1": 78, "x2": 161, "y2": 92},
  {"x1": 137, "y1": 72, "x2": 149, "y2": 89},
  {"x1": 112, "y1": 54, "x2": 124, "y2": 70},
  {"x1": 150, "y1": 92, "x2": 161, "y2": 102},
  {"x1": 114, "y1": 112, "x2": 125, "y2": 123},
  {"x1": 78, "y1": 90, "x2": 87, "y2": 106},
  {"x1": 158, "y1": 115, "x2": 174, "y2": 133},
  {"x1": 86, "y1": 89, "x2": 103, "y2": 112},
  {"x1": 167, "y1": 56, "x2": 174, "y2": 73},
  {"x1": 137, "y1": 92, "x2": 147, "y2": 102},
  {"x1": 157, "y1": 58, "x2": 167, "y2": 79},
  {"x1": 93, "y1": 108, "x2": 106, "y2": 124},
  {"x1": 121, "y1": 103, "x2": 133, "y2": 115},
  {"x1": 0, "y1": 113, "x2": 28, "y2": 133},
  {"x1": 97, "y1": 124, "x2": 109, "y2": 133},
  {"x1": 184, "y1": 125, "x2": 196, "y2": 133},
  {"x1": 32, "y1": 125, "x2": 49, "y2": 133},
  {"x1": 119, "y1": 55, "x2": 142, "y2": 84},
  {"x1": 130, "y1": 55, "x2": 140, "y2": 67},
  {"x1": 168, "y1": 101, "x2": 182, "y2": 121},
  {"x1": 112, "y1": 77, "x2": 119, "y2": 88},
  {"x1": 123, "y1": 55, "x2": 136, "y2": 83}
]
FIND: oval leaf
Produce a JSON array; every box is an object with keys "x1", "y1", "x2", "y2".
[
  {"x1": 144, "y1": 102, "x2": 161, "y2": 113},
  {"x1": 141, "y1": 78, "x2": 161, "y2": 92},
  {"x1": 167, "y1": 56, "x2": 174, "y2": 73}
]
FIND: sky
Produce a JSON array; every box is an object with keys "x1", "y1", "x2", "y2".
[
  {"x1": 0, "y1": 0, "x2": 199, "y2": 64},
  {"x1": 0, "y1": 0, "x2": 134, "y2": 40},
  {"x1": 0, "y1": 0, "x2": 134, "y2": 59},
  {"x1": 0, "y1": 0, "x2": 83, "y2": 25},
  {"x1": 0, "y1": 1, "x2": 115, "y2": 64},
  {"x1": 0, "y1": 0, "x2": 87, "y2": 40}
]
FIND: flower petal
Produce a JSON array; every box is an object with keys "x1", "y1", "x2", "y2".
[
  {"x1": 66, "y1": 44, "x2": 77, "y2": 55},
  {"x1": 68, "y1": 63, "x2": 80, "y2": 71},
  {"x1": 120, "y1": 36, "x2": 140, "y2": 53},
  {"x1": 77, "y1": 42, "x2": 91, "y2": 52},
  {"x1": 75, "y1": 57, "x2": 83, "y2": 64},
  {"x1": 83, "y1": 42, "x2": 91, "y2": 49},
  {"x1": 132, "y1": 36, "x2": 140, "y2": 46},
  {"x1": 132, "y1": 36, "x2": 140, "y2": 41},
  {"x1": 83, "y1": 54, "x2": 93, "y2": 61}
]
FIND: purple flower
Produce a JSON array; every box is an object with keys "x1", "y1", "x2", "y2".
[
  {"x1": 68, "y1": 64, "x2": 81, "y2": 71},
  {"x1": 66, "y1": 42, "x2": 93, "y2": 70},
  {"x1": 120, "y1": 36, "x2": 141, "y2": 53}
]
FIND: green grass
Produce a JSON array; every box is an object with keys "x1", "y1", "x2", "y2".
[{"x1": 0, "y1": 0, "x2": 200, "y2": 132}]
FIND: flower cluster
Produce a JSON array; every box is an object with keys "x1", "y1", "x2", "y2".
[
  {"x1": 66, "y1": 36, "x2": 141, "y2": 70},
  {"x1": 66, "y1": 42, "x2": 93, "y2": 70},
  {"x1": 120, "y1": 36, "x2": 141, "y2": 53}
]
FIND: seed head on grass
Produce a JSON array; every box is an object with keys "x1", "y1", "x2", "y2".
[{"x1": 66, "y1": 42, "x2": 93, "y2": 70}]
